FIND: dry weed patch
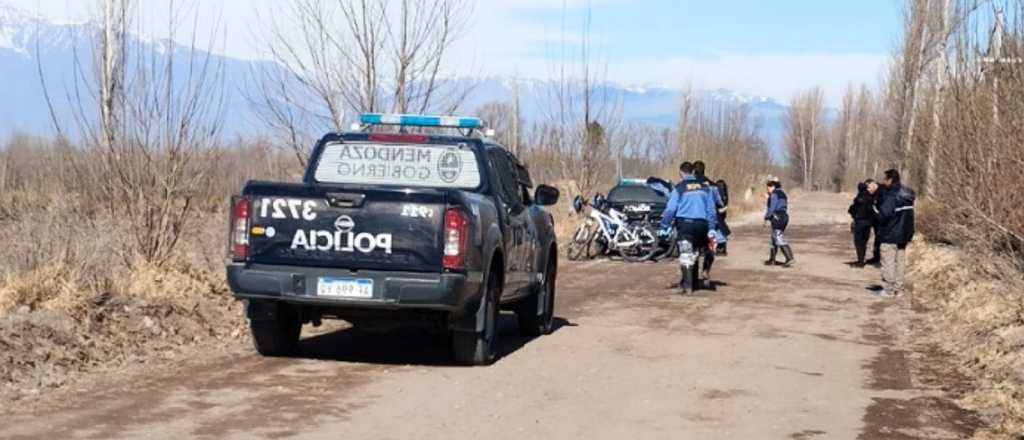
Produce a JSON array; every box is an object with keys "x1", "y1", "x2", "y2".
[{"x1": 910, "y1": 242, "x2": 1024, "y2": 438}]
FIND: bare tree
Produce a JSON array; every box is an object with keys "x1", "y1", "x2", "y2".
[
  {"x1": 892, "y1": 0, "x2": 932, "y2": 172},
  {"x1": 922, "y1": 0, "x2": 953, "y2": 196},
  {"x1": 475, "y1": 100, "x2": 521, "y2": 153},
  {"x1": 41, "y1": 0, "x2": 225, "y2": 267},
  {"x1": 827, "y1": 87, "x2": 856, "y2": 192},
  {"x1": 668, "y1": 88, "x2": 772, "y2": 192},
  {"x1": 251, "y1": 0, "x2": 475, "y2": 167},
  {"x1": 784, "y1": 87, "x2": 826, "y2": 190},
  {"x1": 532, "y1": 2, "x2": 622, "y2": 197}
]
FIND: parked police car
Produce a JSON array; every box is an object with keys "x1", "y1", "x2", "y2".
[
  {"x1": 226, "y1": 114, "x2": 560, "y2": 365},
  {"x1": 606, "y1": 177, "x2": 672, "y2": 224}
]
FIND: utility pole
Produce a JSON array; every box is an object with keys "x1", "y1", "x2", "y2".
[
  {"x1": 510, "y1": 76, "x2": 521, "y2": 156},
  {"x1": 981, "y1": 8, "x2": 1022, "y2": 125}
]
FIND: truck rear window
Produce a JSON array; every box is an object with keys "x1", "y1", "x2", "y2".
[{"x1": 313, "y1": 142, "x2": 482, "y2": 189}]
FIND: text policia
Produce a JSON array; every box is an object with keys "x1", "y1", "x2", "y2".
[{"x1": 290, "y1": 229, "x2": 393, "y2": 255}]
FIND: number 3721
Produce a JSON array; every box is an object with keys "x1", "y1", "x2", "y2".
[{"x1": 259, "y1": 198, "x2": 317, "y2": 221}]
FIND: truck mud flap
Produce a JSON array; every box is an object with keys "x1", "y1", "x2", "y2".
[
  {"x1": 245, "y1": 300, "x2": 281, "y2": 321},
  {"x1": 447, "y1": 271, "x2": 487, "y2": 332}
]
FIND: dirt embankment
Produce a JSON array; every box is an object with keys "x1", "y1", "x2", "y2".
[
  {"x1": 0, "y1": 216, "x2": 246, "y2": 404},
  {"x1": 908, "y1": 242, "x2": 1024, "y2": 439}
]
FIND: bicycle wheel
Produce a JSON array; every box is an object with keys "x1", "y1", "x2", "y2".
[
  {"x1": 621, "y1": 224, "x2": 659, "y2": 262},
  {"x1": 650, "y1": 231, "x2": 678, "y2": 262},
  {"x1": 567, "y1": 223, "x2": 594, "y2": 261}
]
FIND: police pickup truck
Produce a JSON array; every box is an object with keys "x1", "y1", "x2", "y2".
[{"x1": 227, "y1": 114, "x2": 560, "y2": 365}]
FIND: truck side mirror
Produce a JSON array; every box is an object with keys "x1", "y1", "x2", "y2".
[{"x1": 534, "y1": 185, "x2": 560, "y2": 206}]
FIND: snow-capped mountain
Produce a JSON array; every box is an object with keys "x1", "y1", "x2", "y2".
[
  {"x1": 0, "y1": 2, "x2": 788, "y2": 161},
  {"x1": 0, "y1": 2, "x2": 266, "y2": 138},
  {"x1": 459, "y1": 78, "x2": 788, "y2": 160}
]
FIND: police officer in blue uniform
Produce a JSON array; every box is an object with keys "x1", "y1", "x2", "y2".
[
  {"x1": 764, "y1": 179, "x2": 795, "y2": 267},
  {"x1": 660, "y1": 162, "x2": 718, "y2": 289}
]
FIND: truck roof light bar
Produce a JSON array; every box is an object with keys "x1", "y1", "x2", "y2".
[{"x1": 359, "y1": 113, "x2": 483, "y2": 129}]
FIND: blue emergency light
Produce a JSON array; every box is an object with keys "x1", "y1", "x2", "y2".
[
  {"x1": 360, "y1": 113, "x2": 483, "y2": 129},
  {"x1": 619, "y1": 178, "x2": 648, "y2": 185}
]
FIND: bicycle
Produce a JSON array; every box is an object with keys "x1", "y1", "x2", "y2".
[{"x1": 566, "y1": 194, "x2": 659, "y2": 262}]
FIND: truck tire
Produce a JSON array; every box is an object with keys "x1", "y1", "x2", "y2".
[
  {"x1": 516, "y1": 257, "x2": 556, "y2": 337},
  {"x1": 250, "y1": 305, "x2": 301, "y2": 357},
  {"x1": 452, "y1": 268, "x2": 500, "y2": 366}
]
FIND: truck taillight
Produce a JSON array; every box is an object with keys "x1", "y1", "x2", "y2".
[
  {"x1": 230, "y1": 197, "x2": 251, "y2": 261},
  {"x1": 443, "y1": 208, "x2": 468, "y2": 270}
]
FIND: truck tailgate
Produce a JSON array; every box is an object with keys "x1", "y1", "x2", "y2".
[{"x1": 245, "y1": 184, "x2": 446, "y2": 273}]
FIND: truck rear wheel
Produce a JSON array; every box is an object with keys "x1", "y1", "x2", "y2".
[
  {"x1": 250, "y1": 305, "x2": 301, "y2": 357},
  {"x1": 452, "y1": 269, "x2": 500, "y2": 366},
  {"x1": 516, "y1": 257, "x2": 556, "y2": 337}
]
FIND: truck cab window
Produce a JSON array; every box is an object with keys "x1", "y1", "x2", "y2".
[{"x1": 488, "y1": 149, "x2": 523, "y2": 211}]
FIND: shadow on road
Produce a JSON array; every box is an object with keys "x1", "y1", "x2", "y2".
[{"x1": 292, "y1": 315, "x2": 576, "y2": 366}]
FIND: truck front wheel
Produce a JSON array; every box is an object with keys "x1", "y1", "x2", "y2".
[{"x1": 249, "y1": 304, "x2": 301, "y2": 357}]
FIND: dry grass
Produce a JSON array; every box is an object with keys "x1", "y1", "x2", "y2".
[
  {"x1": 909, "y1": 242, "x2": 1024, "y2": 438},
  {"x1": 0, "y1": 212, "x2": 247, "y2": 403},
  {"x1": 0, "y1": 222, "x2": 248, "y2": 401},
  {"x1": 0, "y1": 135, "x2": 297, "y2": 403}
]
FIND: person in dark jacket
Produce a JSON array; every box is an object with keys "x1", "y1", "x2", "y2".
[
  {"x1": 848, "y1": 181, "x2": 877, "y2": 267},
  {"x1": 715, "y1": 179, "x2": 731, "y2": 256},
  {"x1": 693, "y1": 161, "x2": 725, "y2": 280},
  {"x1": 864, "y1": 179, "x2": 882, "y2": 265},
  {"x1": 875, "y1": 169, "x2": 915, "y2": 298},
  {"x1": 764, "y1": 179, "x2": 794, "y2": 267}
]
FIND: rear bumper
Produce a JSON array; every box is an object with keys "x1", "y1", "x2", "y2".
[{"x1": 226, "y1": 263, "x2": 484, "y2": 312}]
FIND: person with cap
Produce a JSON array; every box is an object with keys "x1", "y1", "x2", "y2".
[
  {"x1": 764, "y1": 178, "x2": 794, "y2": 267},
  {"x1": 874, "y1": 169, "x2": 916, "y2": 298}
]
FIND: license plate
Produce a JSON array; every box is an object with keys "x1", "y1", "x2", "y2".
[{"x1": 316, "y1": 277, "x2": 373, "y2": 298}]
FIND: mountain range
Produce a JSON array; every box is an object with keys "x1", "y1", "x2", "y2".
[{"x1": 0, "y1": 2, "x2": 788, "y2": 161}]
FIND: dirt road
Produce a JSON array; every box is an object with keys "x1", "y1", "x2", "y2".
[{"x1": 0, "y1": 193, "x2": 980, "y2": 439}]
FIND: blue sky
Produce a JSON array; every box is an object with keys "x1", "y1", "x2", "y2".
[
  {"x1": 9, "y1": 0, "x2": 902, "y2": 105},
  {"x1": 459, "y1": 0, "x2": 902, "y2": 104}
]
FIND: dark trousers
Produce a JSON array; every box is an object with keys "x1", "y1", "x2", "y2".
[
  {"x1": 870, "y1": 224, "x2": 881, "y2": 261},
  {"x1": 675, "y1": 219, "x2": 712, "y2": 274},
  {"x1": 718, "y1": 211, "x2": 731, "y2": 237},
  {"x1": 852, "y1": 220, "x2": 881, "y2": 263},
  {"x1": 674, "y1": 219, "x2": 709, "y2": 249}
]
